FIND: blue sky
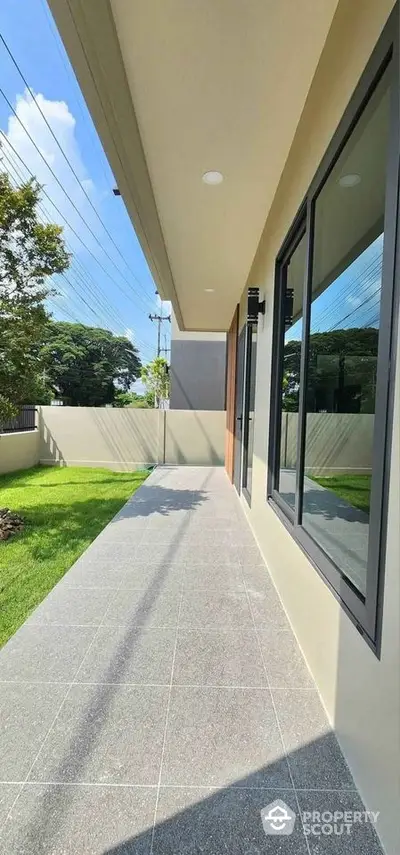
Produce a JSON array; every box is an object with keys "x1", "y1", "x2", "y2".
[
  {"x1": 0, "y1": 0, "x2": 170, "y2": 372},
  {"x1": 285, "y1": 234, "x2": 383, "y2": 345}
]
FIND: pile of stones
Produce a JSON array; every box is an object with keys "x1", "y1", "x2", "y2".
[{"x1": 0, "y1": 508, "x2": 24, "y2": 540}]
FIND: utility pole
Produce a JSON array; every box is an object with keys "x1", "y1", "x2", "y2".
[
  {"x1": 148, "y1": 311, "x2": 171, "y2": 407},
  {"x1": 148, "y1": 311, "x2": 171, "y2": 357},
  {"x1": 160, "y1": 333, "x2": 171, "y2": 359}
]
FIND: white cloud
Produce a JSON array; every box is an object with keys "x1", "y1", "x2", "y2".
[
  {"x1": 3, "y1": 89, "x2": 99, "y2": 253},
  {"x1": 81, "y1": 177, "x2": 95, "y2": 194}
]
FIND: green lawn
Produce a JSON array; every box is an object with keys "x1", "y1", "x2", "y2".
[
  {"x1": 311, "y1": 473, "x2": 371, "y2": 514},
  {"x1": 0, "y1": 465, "x2": 148, "y2": 647}
]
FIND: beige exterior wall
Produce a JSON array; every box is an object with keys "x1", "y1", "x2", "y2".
[
  {"x1": 165, "y1": 410, "x2": 225, "y2": 465},
  {"x1": 38, "y1": 407, "x2": 225, "y2": 469},
  {"x1": 237, "y1": 2, "x2": 399, "y2": 853},
  {"x1": 0, "y1": 430, "x2": 40, "y2": 475}
]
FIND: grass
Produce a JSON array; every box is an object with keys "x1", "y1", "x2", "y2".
[
  {"x1": 0, "y1": 465, "x2": 149, "y2": 647},
  {"x1": 310, "y1": 473, "x2": 371, "y2": 514}
]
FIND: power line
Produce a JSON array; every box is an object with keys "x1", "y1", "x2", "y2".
[
  {"x1": 58, "y1": 271, "x2": 116, "y2": 329},
  {"x1": 1, "y1": 143, "x2": 155, "y2": 360},
  {"x1": 0, "y1": 128, "x2": 153, "y2": 322},
  {"x1": 0, "y1": 84, "x2": 153, "y2": 315},
  {"x1": 2, "y1": 145, "x2": 123, "y2": 333},
  {"x1": 0, "y1": 32, "x2": 154, "y2": 305},
  {"x1": 310, "y1": 249, "x2": 383, "y2": 332},
  {"x1": 47, "y1": 297, "x2": 80, "y2": 324},
  {"x1": 37, "y1": 0, "x2": 114, "y2": 193}
]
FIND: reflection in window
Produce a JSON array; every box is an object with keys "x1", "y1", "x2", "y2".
[
  {"x1": 302, "y1": 67, "x2": 390, "y2": 597},
  {"x1": 276, "y1": 231, "x2": 306, "y2": 510}
]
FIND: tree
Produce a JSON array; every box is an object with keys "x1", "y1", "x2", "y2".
[
  {"x1": 140, "y1": 357, "x2": 169, "y2": 407},
  {"x1": 0, "y1": 173, "x2": 70, "y2": 424},
  {"x1": 113, "y1": 390, "x2": 150, "y2": 408},
  {"x1": 40, "y1": 321, "x2": 141, "y2": 406},
  {"x1": 282, "y1": 327, "x2": 379, "y2": 413}
]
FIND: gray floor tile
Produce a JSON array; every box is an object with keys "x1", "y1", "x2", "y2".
[
  {"x1": 103, "y1": 588, "x2": 181, "y2": 628},
  {"x1": 161, "y1": 686, "x2": 291, "y2": 788},
  {"x1": 242, "y1": 563, "x2": 276, "y2": 592},
  {"x1": 153, "y1": 786, "x2": 308, "y2": 854},
  {"x1": 95, "y1": 515, "x2": 147, "y2": 543},
  {"x1": 182, "y1": 562, "x2": 245, "y2": 591},
  {"x1": 179, "y1": 591, "x2": 253, "y2": 629},
  {"x1": 189, "y1": 509, "x2": 243, "y2": 522},
  {"x1": 133, "y1": 542, "x2": 183, "y2": 565},
  {"x1": 238, "y1": 544, "x2": 265, "y2": 564},
  {"x1": 272, "y1": 690, "x2": 355, "y2": 790},
  {"x1": 0, "y1": 683, "x2": 69, "y2": 781},
  {"x1": 146, "y1": 511, "x2": 191, "y2": 526},
  {"x1": 175, "y1": 542, "x2": 243, "y2": 564},
  {"x1": 297, "y1": 790, "x2": 383, "y2": 854},
  {"x1": 75, "y1": 626, "x2": 176, "y2": 684},
  {"x1": 258, "y1": 629, "x2": 314, "y2": 688},
  {"x1": 1, "y1": 783, "x2": 156, "y2": 854},
  {"x1": 61, "y1": 562, "x2": 132, "y2": 589},
  {"x1": 174, "y1": 531, "x2": 255, "y2": 549},
  {"x1": 26, "y1": 587, "x2": 112, "y2": 626},
  {"x1": 0, "y1": 625, "x2": 97, "y2": 682},
  {"x1": 173, "y1": 629, "x2": 267, "y2": 686},
  {"x1": 247, "y1": 590, "x2": 291, "y2": 629},
  {"x1": 118, "y1": 562, "x2": 184, "y2": 592},
  {"x1": 186, "y1": 518, "x2": 249, "y2": 533},
  {"x1": 29, "y1": 684, "x2": 169, "y2": 785},
  {"x1": 78, "y1": 542, "x2": 139, "y2": 572},
  {"x1": 0, "y1": 783, "x2": 21, "y2": 828}
]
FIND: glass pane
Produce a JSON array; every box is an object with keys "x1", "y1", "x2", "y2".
[
  {"x1": 276, "y1": 231, "x2": 307, "y2": 509},
  {"x1": 244, "y1": 325, "x2": 257, "y2": 494},
  {"x1": 302, "y1": 67, "x2": 390, "y2": 598}
]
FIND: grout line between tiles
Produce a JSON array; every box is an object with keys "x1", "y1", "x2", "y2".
[
  {"x1": 148, "y1": 569, "x2": 185, "y2": 855},
  {"x1": 242, "y1": 571, "x2": 313, "y2": 855},
  {"x1": 15, "y1": 621, "x2": 272, "y2": 630},
  {"x1": 0, "y1": 779, "x2": 360, "y2": 791},
  {"x1": 0, "y1": 679, "x2": 319, "y2": 689}
]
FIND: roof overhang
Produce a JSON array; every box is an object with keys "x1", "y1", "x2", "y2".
[{"x1": 48, "y1": 0, "x2": 340, "y2": 331}]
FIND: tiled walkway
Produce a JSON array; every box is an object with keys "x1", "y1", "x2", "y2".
[{"x1": 0, "y1": 466, "x2": 382, "y2": 853}]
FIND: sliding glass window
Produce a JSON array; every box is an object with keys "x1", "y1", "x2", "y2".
[{"x1": 268, "y1": 11, "x2": 398, "y2": 648}]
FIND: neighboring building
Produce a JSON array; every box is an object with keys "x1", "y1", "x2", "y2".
[
  {"x1": 49, "y1": 3, "x2": 400, "y2": 853},
  {"x1": 169, "y1": 311, "x2": 226, "y2": 410}
]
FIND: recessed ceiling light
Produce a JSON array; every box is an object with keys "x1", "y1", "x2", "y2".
[
  {"x1": 339, "y1": 173, "x2": 361, "y2": 187},
  {"x1": 204, "y1": 288, "x2": 215, "y2": 293},
  {"x1": 202, "y1": 171, "x2": 223, "y2": 185}
]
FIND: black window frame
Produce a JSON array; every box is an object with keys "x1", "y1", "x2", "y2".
[
  {"x1": 267, "y1": 3, "x2": 399, "y2": 654},
  {"x1": 242, "y1": 320, "x2": 257, "y2": 504}
]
